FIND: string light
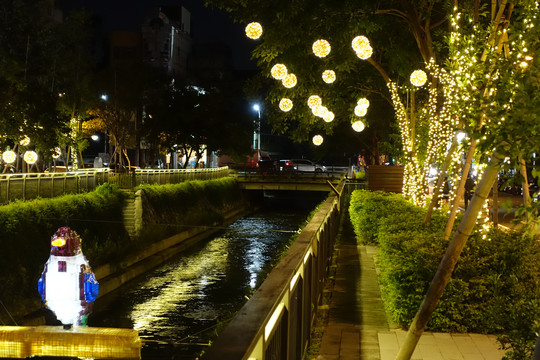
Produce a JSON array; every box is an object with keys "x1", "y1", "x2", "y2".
[
  {"x1": 20, "y1": 136, "x2": 30, "y2": 146},
  {"x1": 52, "y1": 147, "x2": 62, "y2": 159},
  {"x1": 410, "y1": 69, "x2": 428, "y2": 87},
  {"x1": 271, "y1": 64, "x2": 288, "y2": 80},
  {"x1": 279, "y1": 98, "x2": 293, "y2": 112},
  {"x1": 282, "y1": 73, "x2": 297, "y2": 88},
  {"x1": 245, "y1": 22, "x2": 263, "y2": 39},
  {"x1": 312, "y1": 135, "x2": 324, "y2": 145},
  {"x1": 312, "y1": 39, "x2": 331, "y2": 58},
  {"x1": 322, "y1": 70, "x2": 336, "y2": 83}
]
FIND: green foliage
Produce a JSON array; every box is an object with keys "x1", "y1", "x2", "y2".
[
  {"x1": 0, "y1": 183, "x2": 128, "y2": 320},
  {"x1": 349, "y1": 189, "x2": 540, "y2": 344}
]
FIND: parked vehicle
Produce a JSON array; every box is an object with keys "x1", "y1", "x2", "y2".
[
  {"x1": 278, "y1": 159, "x2": 327, "y2": 173},
  {"x1": 257, "y1": 155, "x2": 277, "y2": 174}
]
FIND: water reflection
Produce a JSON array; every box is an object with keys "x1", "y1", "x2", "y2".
[{"x1": 88, "y1": 195, "x2": 324, "y2": 359}]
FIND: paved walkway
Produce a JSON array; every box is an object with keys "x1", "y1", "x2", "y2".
[{"x1": 316, "y1": 234, "x2": 507, "y2": 360}]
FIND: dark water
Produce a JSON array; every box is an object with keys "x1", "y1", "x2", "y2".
[{"x1": 88, "y1": 193, "x2": 325, "y2": 359}]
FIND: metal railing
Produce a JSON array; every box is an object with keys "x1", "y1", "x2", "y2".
[
  {"x1": 0, "y1": 167, "x2": 230, "y2": 204},
  {"x1": 203, "y1": 180, "x2": 346, "y2": 360}
]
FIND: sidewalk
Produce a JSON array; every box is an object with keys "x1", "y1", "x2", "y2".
[{"x1": 316, "y1": 235, "x2": 507, "y2": 359}]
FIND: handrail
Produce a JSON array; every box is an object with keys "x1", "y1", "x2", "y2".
[{"x1": 203, "y1": 180, "x2": 346, "y2": 360}]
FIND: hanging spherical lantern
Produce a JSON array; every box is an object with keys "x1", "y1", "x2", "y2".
[
  {"x1": 355, "y1": 45, "x2": 373, "y2": 60},
  {"x1": 312, "y1": 105, "x2": 328, "y2": 118},
  {"x1": 312, "y1": 39, "x2": 331, "y2": 58},
  {"x1": 52, "y1": 147, "x2": 62, "y2": 159},
  {"x1": 322, "y1": 70, "x2": 336, "y2": 84},
  {"x1": 245, "y1": 22, "x2": 263, "y2": 39},
  {"x1": 20, "y1": 135, "x2": 30, "y2": 146},
  {"x1": 271, "y1": 64, "x2": 288, "y2": 80},
  {"x1": 323, "y1": 111, "x2": 335, "y2": 122},
  {"x1": 2, "y1": 150, "x2": 16, "y2": 164},
  {"x1": 307, "y1": 95, "x2": 322, "y2": 108},
  {"x1": 354, "y1": 104, "x2": 368, "y2": 117},
  {"x1": 351, "y1": 36, "x2": 370, "y2": 52},
  {"x1": 279, "y1": 98, "x2": 293, "y2": 112},
  {"x1": 23, "y1": 150, "x2": 38, "y2": 164},
  {"x1": 410, "y1": 69, "x2": 428, "y2": 87},
  {"x1": 352, "y1": 120, "x2": 365, "y2": 132},
  {"x1": 312, "y1": 135, "x2": 324, "y2": 146},
  {"x1": 282, "y1": 73, "x2": 297, "y2": 88},
  {"x1": 357, "y1": 98, "x2": 370, "y2": 109}
]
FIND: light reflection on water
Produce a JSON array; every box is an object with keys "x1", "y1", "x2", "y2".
[{"x1": 88, "y1": 203, "x2": 320, "y2": 359}]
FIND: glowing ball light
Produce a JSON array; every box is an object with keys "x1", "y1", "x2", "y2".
[
  {"x1": 20, "y1": 135, "x2": 30, "y2": 146},
  {"x1": 312, "y1": 39, "x2": 331, "y2": 58},
  {"x1": 24, "y1": 150, "x2": 38, "y2": 164},
  {"x1": 52, "y1": 147, "x2": 62, "y2": 159},
  {"x1": 410, "y1": 69, "x2": 428, "y2": 87},
  {"x1": 357, "y1": 98, "x2": 370, "y2": 109},
  {"x1": 2, "y1": 150, "x2": 16, "y2": 164},
  {"x1": 312, "y1": 105, "x2": 328, "y2": 118},
  {"x1": 322, "y1": 70, "x2": 336, "y2": 84},
  {"x1": 271, "y1": 64, "x2": 288, "y2": 80},
  {"x1": 245, "y1": 22, "x2": 263, "y2": 39},
  {"x1": 323, "y1": 111, "x2": 335, "y2": 122},
  {"x1": 279, "y1": 98, "x2": 293, "y2": 112},
  {"x1": 352, "y1": 120, "x2": 365, "y2": 132},
  {"x1": 307, "y1": 95, "x2": 322, "y2": 108},
  {"x1": 312, "y1": 135, "x2": 324, "y2": 146},
  {"x1": 354, "y1": 104, "x2": 368, "y2": 117},
  {"x1": 282, "y1": 73, "x2": 297, "y2": 88},
  {"x1": 352, "y1": 35, "x2": 373, "y2": 60}
]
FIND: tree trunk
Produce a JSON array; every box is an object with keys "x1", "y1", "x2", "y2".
[
  {"x1": 519, "y1": 156, "x2": 530, "y2": 204},
  {"x1": 492, "y1": 178, "x2": 499, "y2": 227},
  {"x1": 425, "y1": 136, "x2": 458, "y2": 224},
  {"x1": 395, "y1": 151, "x2": 504, "y2": 360}
]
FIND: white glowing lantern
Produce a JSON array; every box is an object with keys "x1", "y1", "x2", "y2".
[
  {"x1": 312, "y1": 105, "x2": 328, "y2": 118},
  {"x1": 352, "y1": 120, "x2": 365, "y2": 132},
  {"x1": 323, "y1": 111, "x2": 335, "y2": 122},
  {"x1": 52, "y1": 147, "x2": 62, "y2": 159},
  {"x1": 2, "y1": 150, "x2": 16, "y2": 164},
  {"x1": 354, "y1": 104, "x2": 368, "y2": 117},
  {"x1": 322, "y1": 70, "x2": 336, "y2": 84},
  {"x1": 352, "y1": 35, "x2": 373, "y2": 60},
  {"x1": 282, "y1": 73, "x2": 297, "y2": 88},
  {"x1": 357, "y1": 98, "x2": 370, "y2": 109},
  {"x1": 20, "y1": 135, "x2": 30, "y2": 146},
  {"x1": 307, "y1": 95, "x2": 322, "y2": 108},
  {"x1": 23, "y1": 150, "x2": 38, "y2": 164},
  {"x1": 410, "y1": 69, "x2": 427, "y2": 87},
  {"x1": 312, "y1": 39, "x2": 331, "y2": 58},
  {"x1": 271, "y1": 64, "x2": 288, "y2": 80},
  {"x1": 279, "y1": 98, "x2": 293, "y2": 112},
  {"x1": 245, "y1": 22, "x2": 263, "y2": 39},
  {"x1": 312, "y1": 135, "x2": 324, "y2": 146}
]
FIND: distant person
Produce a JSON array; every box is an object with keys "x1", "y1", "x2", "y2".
[{"x1": 464, "y1": 175, "x2": 475, "y2": 209}]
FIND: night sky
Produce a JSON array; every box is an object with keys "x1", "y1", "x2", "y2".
[{"x1": 61, "y1": 0, "x2": 257, "y2": 70}]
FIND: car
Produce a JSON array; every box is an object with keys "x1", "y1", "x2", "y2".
[{"x1": 279, "y1": 159, "x2": 327, "y2": 173}]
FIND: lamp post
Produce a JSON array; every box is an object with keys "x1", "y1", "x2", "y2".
[{"x1": 252, "y1": 104, "x2": 261, "y2": 160}]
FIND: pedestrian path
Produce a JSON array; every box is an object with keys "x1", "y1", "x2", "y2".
[{"x1": 316, "y1": 232, "x2": 507, "y2": 360}]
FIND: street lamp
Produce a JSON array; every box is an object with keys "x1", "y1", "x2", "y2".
[{"x1": 253, "y1": 104, "x2": 261, "y2": 158}]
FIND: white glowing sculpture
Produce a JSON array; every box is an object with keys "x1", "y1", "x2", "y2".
[
  {"x1": 312, "y1": 135, "x2": 324, "y2": 146},
  {"x1": 279, "y1": 98, "x2": 293, "y2": 112},
  {"x1": 245, "y1": 22, "x2": 263, "y2": 39},
  {"x1": 38, "y1": 227, "x2": 99, "y2": 327},
  {"x1": 352, "y1": 120, "x2": 365, "y2": 132},
  {"x1": 322, "y1": 70, "x2": 336, "y2": 83},
  {"x1": 410, "y1": 69, "x2": 428, "y2": 87},
  {"x1": 271, "y1": 64, "x2": 288, "y2": 80},
  {"x1": 312, "y1": 39, "x2": 331, "y2": 58}
]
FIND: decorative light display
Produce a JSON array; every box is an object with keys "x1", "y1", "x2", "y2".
[
  {"x1": 279, "y1": 98, "x2": 293, "y2": 112},
  {"x1": 271, "y1": 64, "x2": 288, "y2": 80},
  {"x1": 322, "y1": 70, "x2": 336, "y2": 83},
  {"x1": 357, "y1": 97, "x2": 370, "y2": 109},
  {"x1": 323, "y1": 111, "x2": 335, "y2": 122},
  {"x1": 312, "y1": 135, "x2": 324, "y2": 146},
  {"x1": 354, "y1": 104, "x2": 368, "y2": 117},
  {"x1": 312, "y1": 39, "x2": 331, "y2": 58},
  {"x1": 410, "y1": 69, "x2": 428, "y2": 87},
  {"x1": 307, "y1": 95, "x2": 322, "y2": 108},
  {"x1": 245, "y1": 22, "x2": 263, "y2": 39},
  {"x1": 312, "y1": 105, "x2": 328, "y2": 118},
  {"x1": 2, "y1": 150, "x2": 16, "y2": 164},
  {"x1": 352, "y1": 35, "x2": 373, "y2": 60},
  {"x1": 52, "y1": 147, "x2": 62, "y2": 159},
  {"x1": 352, "y1": 120, "x2": 365, "y2": 132},
  {"x1": 20, "y1": 135, "x2": 30, "y2": 146},
  {"x1": 23, "y1": 150, "x2": 38, "y2": 164},
  {"x1": 38, "y1": 227, "x2": 99, "y2": 326},
  {"x1": 282, "y1": 73, "x2": 297, "y2": 88}
]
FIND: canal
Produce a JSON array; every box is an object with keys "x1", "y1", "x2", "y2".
[{"x1": 87, "y1": 192, "x2": 327, "y2": 359}]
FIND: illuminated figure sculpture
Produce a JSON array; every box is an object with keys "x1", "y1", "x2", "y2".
[{"x1": 38, "y1": 227, "x2": 99, "y2": 327}]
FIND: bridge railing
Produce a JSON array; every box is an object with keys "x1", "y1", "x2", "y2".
[
  {"x1": 203, "y1": 180, "x2": 347, "y2": 360},
  {"x1": 0, "y1": 167, "x2": 229, "y2": 204}
]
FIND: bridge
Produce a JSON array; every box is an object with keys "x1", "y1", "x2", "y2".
[{"x1": 233, "y1": 173, "x2": 345, "y2": 192}]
